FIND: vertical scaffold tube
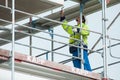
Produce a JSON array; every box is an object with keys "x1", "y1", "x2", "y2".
[
  {"x1": 80, "y1": 3, "x2": 84, "y2": 70},
  {"x1": 5, "y1": 0, "x2": 8, "y2": 7},
  {"x1": 51, "y1": 28, "x2": 54, "y2": 61},
  {"x1": 30, "y1": 34, "x2": 32, "y2": 56},
  {"x1": 102, "y1": 0, "x2": 108, "y2": 79},
  {"x1": 29, "y1": 17, "x2": 32, "y2": 56},
  {"x1": 49, "y1": 28, "x2": 54, "y2": 61},
  {"x1": 11, "y1": 0, "x2": 15, "y2": 80}
]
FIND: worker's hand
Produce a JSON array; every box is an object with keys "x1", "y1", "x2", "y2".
[
  {"x1": 60, "y1": 10, "x2": 64, "y2": 17},
  {"x1": 60, "y1": 10, "x2": 65, "y2": 21},
  {"x1": 72, "y1": 27, "x2": 81, "y2": 33},
  {"x1": 72, "y1": 28, "x2": 77, "y2": 33}
]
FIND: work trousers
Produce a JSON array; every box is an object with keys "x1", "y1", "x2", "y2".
[{"x1": 72, "y1": 45, "x2": 92, "y2": 71}]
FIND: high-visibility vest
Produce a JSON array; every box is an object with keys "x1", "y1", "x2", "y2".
[{"x1": 62, "y1": 20, "x2": 90, "y2": 45}]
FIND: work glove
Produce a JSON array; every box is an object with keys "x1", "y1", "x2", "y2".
[
  {"x1": 60, "y1": 10, "x2": 65, "y2": 21},
  {"x1": 60, "y1": 16, "x2": 65, "y2": 22},
  {"x1": 72, "y1": 27, "x2": 81, "y2": 33}
]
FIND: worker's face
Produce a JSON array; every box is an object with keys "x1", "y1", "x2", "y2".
[{"x1": 76, "y1": 17, "x2": 80, "y2": 24}]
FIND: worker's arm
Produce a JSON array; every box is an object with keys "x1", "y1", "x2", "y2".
[
  {"x1": 62, "y1": 21, "x2": 73, "y2": 35},
  {"x1": 60, "y1": 10, "x2": 73, "y2": 35}
]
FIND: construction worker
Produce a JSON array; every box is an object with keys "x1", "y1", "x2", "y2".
[{"x1": 60, "y1": 10, "x2": 91, "y2": 71}]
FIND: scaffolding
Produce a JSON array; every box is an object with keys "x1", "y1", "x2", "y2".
[{"x1": 0, "y1": 0, "x2": 120, "y2": 80}]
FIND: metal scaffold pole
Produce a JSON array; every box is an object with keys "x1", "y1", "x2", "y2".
[
  {"x1": 29, "y1": 17, "x2": 32, "y2": 56},
  {"x1": 29, "y1": 33, "x2": 32, "y2": 56},
  {"x1": 11, "y1": 0, "x2": 15, "y2": 80},
  {"x1": 51, "y1": 28, "x2": 54, "y2": 61},
  {"x1": 48, "y1": 28, "x2": 54, "y2": 61},
  {"x1": 5, "y1": 0, "x2": 8, "y2": 7},
  {"x1": 50, "y1": 10, "x2": 54, "y2": 61},
  {"x1": 80, "y1": 3, "x2": 84, "y2": 70},
  {"x1": 102, "y1": 0, "x2": 108, "y2": 79}
]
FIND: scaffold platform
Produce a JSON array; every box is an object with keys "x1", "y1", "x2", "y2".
[
  {"x1": 0, "y1": 49, "x2": 101, "y2": 80},
  {"x1": 0, "y1": 0, "x2": 63, "y2": 26},
  {"x1": 0, "y1": 0, "x2": 119, "y2": 46}
]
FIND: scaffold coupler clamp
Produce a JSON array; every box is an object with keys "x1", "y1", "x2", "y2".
[{"x1": 102, "y1": 18, "x2": 108, "y2": 21}]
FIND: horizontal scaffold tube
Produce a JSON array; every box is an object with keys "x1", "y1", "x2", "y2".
[
  {"x1": 0, "y1": 18, "x2": 119, "y2": 44},
  {"x1": 0, "y1": 18, "x2": 102, "y2": 54},
  {"x1": 0, "y1": 37, "x2": 84, "y2": 62},
  {"x1": 0, "y1": 4, "x2": 103, "y2": 35}
]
